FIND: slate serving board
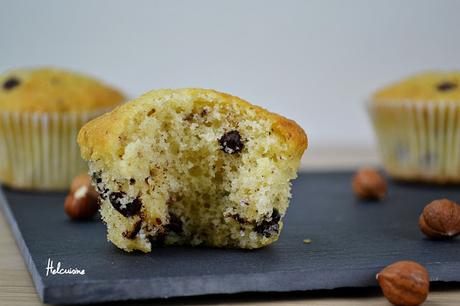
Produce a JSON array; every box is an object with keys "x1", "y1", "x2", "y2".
[{"x1": 1, "y1": 171, "x2": 460, "y2": 304}]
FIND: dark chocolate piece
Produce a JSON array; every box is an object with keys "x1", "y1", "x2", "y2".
[
  {"x1": 109, "y1": 192, "x2": 142, "y2": 217},
  {"x1": 226, "y1": 213, "x2": 250, "y2": 225},
  {"x1": 3, "y1": 77, "x2": 20, "y2": 90},
  {"x1": 219, "y1": 130, "x2": 244, "y2": 154},
  {"x1": 91, "y1": 172, "x2": 109, "y2": 199},
  {"x1": 166, "y1": 213, "x2": 183, "y2": 234},
  {"x1": 254, "y1": 209, "x2": 281, "y2": 238},
  {"x1": 437, "y1": 81, "x2": 457, "y2": 92},
  {"x1": 122, "y1": 221, "x2": 142, "y2": 239}
]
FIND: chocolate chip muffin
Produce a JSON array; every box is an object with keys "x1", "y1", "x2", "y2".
[
  {"x1": 369, "y1": 72, "x2": 460, "y2": 183},
  {"x1": 78, "y1": 88, "x2": 307, "y2": 252},
  {"x1": 0, "y1": 67, "x2": 125, "y2": 190}
]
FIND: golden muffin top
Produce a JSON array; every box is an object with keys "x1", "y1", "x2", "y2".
[
  {"x1": 373, "y1": 72, "x2": 460, "y2": 103},
  {"x1": 78, "y1": 88, "x2": 307, "y2": 163},
  {"x1": 0, "y1": 67, "x2": 125, "y2": 113}
]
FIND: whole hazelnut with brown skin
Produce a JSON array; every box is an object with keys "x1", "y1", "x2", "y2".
[
  {"x1": 70, "y1": 173, "x2": 98, "y2": 199},
  {"x1": 419, "y1": 199, "x2": 460, "y2": 239},
  {"x1": 64, "y1": 185, "x2": 99, "y2": 220},
  {"x1": 377, "y1": 260, "x2": 429, "y2": 306},
  {"x1": 352, "y1": 168, "x2": 387, "y2": 200}
]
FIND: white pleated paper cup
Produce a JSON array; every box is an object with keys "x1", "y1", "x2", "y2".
[
  {"x1": 368, "y1": 100, "x2": 460, "y2": 184},
  {"x1": 0, "y1": 109, "x2": 110, "y2": 190}
]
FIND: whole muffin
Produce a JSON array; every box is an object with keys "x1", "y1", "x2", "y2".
[
  {"x1": 0, "y1": 67, "x2": 125, "y2": 190},
  {"x1": 369, "y1": 72, "x2": 460, "y2": 183},
  {"x1": 78, "y1": 88, "x2": 307, "y2": 252}
]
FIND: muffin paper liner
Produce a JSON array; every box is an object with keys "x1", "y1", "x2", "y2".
[
  {"x1": 0, "y1": 109, "x2": 109, "y2": 190},
  {"x1": 368, "y1": 100, "x2": 460, "y2": 183}
]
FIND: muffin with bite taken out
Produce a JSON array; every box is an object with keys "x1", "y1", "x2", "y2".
[{"x1": 78, "y1": 88, "x2": 307, "y2": 252}]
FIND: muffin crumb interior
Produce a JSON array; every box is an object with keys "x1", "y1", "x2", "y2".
[{"x1": 84, "y1": 91, "x2": 304, "y2": 252}]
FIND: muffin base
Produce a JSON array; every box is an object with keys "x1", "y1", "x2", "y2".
[
  {"x1": 369, "y1": 100, "x2": 460, "y2": 184},
  {"x1": 0, "y1": 110, "x2": 110, "y2": 190}
]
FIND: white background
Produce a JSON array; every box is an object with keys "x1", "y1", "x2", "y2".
[{"x1": 1, "y1": 0, "x2": 460, "y2": 149}]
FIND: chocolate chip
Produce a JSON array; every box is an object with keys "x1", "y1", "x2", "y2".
[
  {"x1": 3, "y1": 77, "x2": 20, "y2": 90},
  {"x1": 91, "y1": 172, "x2": 102, "y2": 184},
  {"x1": 234, "y1": 214, "x2": 246, "y2": 224},
  {"x1": 254, "y1": 209, "x2": 281, "y2": 238},
  {"x1": 219, "y1": 130, "x2": 244, "y2": 154},
  {"x1": 147, "y1": 109, "x2": 156, "y2": 116},
  {"x1": 96, "y1": 183, "x2": 105, "y2": 193},
  {"x1": 99, "y1": 189, "x2": 109, "y2": 199},
  {"x1": 227, "y1": 213, "x2": 250, "y2": 225},
  {"x1": 166, "y1": 213, "x2": 183, "y2": 234},
  {"x1": 200, "y1": 109, "x2": 208, "y2": 117},
  {"x1": 437, "y1": 81, "x2": 457, "y2": 92},
  {"x1": 122, "y1": 220, "x2": 142, "y2": 239},
  {"x1": 109, "y1": 192, "x2": 142, "y2": 217},
  {"x1": 91, "y1": 172, "x2": 108, "y2": 198}
]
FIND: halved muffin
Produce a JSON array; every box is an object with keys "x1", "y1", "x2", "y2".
[{"x1": 78, "y1": 89, "x2": 307, "y2": 252}]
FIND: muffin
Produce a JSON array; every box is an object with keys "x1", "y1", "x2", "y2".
[
  {"x1": 369, "y1": 72, "x2": 460, "y2": 183},
  {"x1": 78, "y1": 88, "x2": 307, "y2": 252},
  {"x1": 0, "y1": 67, "x2": 125, "y2": 190}
]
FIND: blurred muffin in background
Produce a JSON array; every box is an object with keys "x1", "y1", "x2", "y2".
[
  {"x1": 0, "y1": 67, "x2": 125, "y2": 190},
  {"x1": 369, "y1": 72, "x2": 460, "y2": 184}
]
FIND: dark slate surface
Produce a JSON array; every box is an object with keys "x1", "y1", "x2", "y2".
[{"x1": 1, "y1": 171, "x2": 460, "y2": 304}]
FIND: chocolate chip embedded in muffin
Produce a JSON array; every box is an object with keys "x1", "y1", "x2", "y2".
[
  {"x1": 109, "y1": 192, "x2": 142, "y2": 217},
  {"x1": 437, "y1": 81, "x2": 457, "y2": 92},
  {"x1": 232, "y1": 214, "x2": 247, "y2": 224},
  {"x1": 219, "y1": 130, "x2": 244, "y2": 154},
  {"x1": 91, "y1": 171, "x2": 102, "y2": 185},
  {"x1": 166, "y1": 213, "x2": 183, "y2": 234},
  {"x1": 200, "y1": 108, "x2": 208, "y2": 117},
  {"x1": 122, "y1": 220, "x2": 142, "y2": 239},
  {"x1": 225, "y1": 213, "x2": 250, "y2": 225},
  {"x1": 254, "y1": 209, "x2": 281, "y2": 238},
  {"x1": 3, "y1": 77, "x2": 20, "y2": 90},
  {"x1": 147, "y1": 108, "x2": 156, "y2": 116},
  {"x1": 91, "y1": 171, "x2": 109, "y2": 199}
]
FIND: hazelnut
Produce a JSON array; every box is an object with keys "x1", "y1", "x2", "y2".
[
  {"x1": 70, "y1": 173, "x2": 98, "y2": 199},
  {"x1": 64, "y1": 185, "x2": 99, "y2": 220},
  {"x1": 352, "y1": 168, "x2": 387, "y2": 200},
  {"x1": 419, "y1": 199, "x2": 460, "y2": 239},
  {"x1": 377, "y1": 260, "x2": 429, "y2": 306}
]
